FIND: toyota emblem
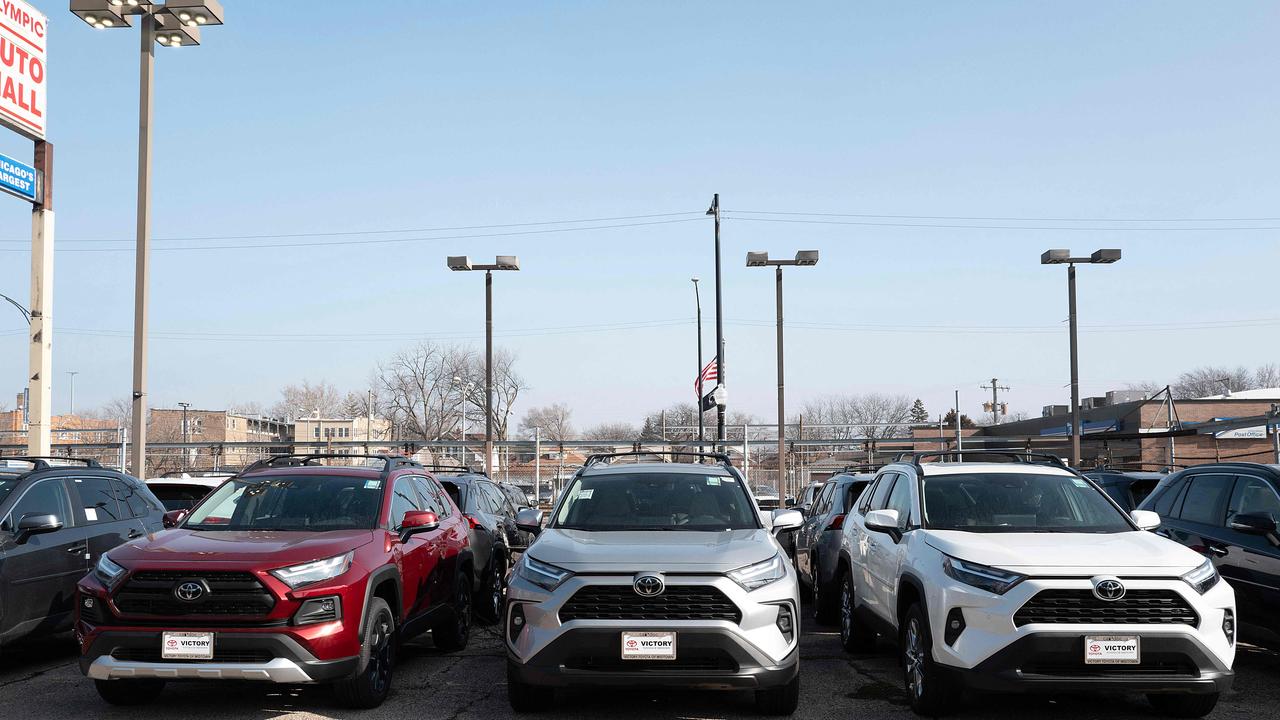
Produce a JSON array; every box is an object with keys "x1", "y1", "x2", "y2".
[
  {"x1": 1092, "y1": 576, "x2": 1126, "y2": 602},
  {"x1": 174, "y1": 581, "x2": 205, "y2": 602},
  {"x1": 633, "y1": 573, "x2": 665, "y2": 597}
]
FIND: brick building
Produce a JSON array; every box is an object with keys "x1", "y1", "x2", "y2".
[{"x1": 148, "y1": 408, "x2": 291, "y2": 474}]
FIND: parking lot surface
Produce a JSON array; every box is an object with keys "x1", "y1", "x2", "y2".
[{"x1": 2, "y1": 605, "x2": 1276, "y2": 720}]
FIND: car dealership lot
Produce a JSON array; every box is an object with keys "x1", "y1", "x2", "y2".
[{"x1": 1, "y1": 608, "x2": 1276, "y2": 720}]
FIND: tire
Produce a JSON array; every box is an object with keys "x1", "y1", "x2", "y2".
[
  {"x1": 812, "y1": 555, "x2": 838, "y2": 625},
  {"x1": 901, "y1": 603, "x2": 961, "y2": 717},
  {"x1": 432, "y1": 573, "x2": 473, "y2": 652},
  {"x1": 838, "y1": 569, "x2": 876, "y2": 653},
  {"x1": 478, "y1": 550, "x2": 507, "y2": 624},
  {"x1": 507, "y1": 659, "x2": 555, "y2": 712},
  {"x1": 755, "y1": 674, "x2": 800, "y2": 715},
  {"x1": 93, "y1": 678, "x2": 165, "y2": 705},
  {"x1": 334, "y1": 597, "x2": 396, "y2": 709},
  {"x1": 1147, "y1": 693, "x2": 1220, "y2": 718}
]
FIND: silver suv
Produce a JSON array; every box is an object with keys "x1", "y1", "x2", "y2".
[{"x1": 504, "y1": 452, "x2": 804, "y2": 714}]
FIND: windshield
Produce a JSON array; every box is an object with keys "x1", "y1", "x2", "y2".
[
  {"x1": 0, "y1": 477, "x2": 16, "y2": 505},
  {"x1": 184, "y1": 475, "x2": 383, "y2": 531},
  {"x1": 553, "y1": 472, "x2": 759, "y2": 531},
  {"x1": 923, "y1": 472, "x2": 1132, "y2": 533}
]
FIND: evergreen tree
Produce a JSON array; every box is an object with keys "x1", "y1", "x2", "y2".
[{"x1": 909, "y1": 398, "x2": 929, "y2": 424}]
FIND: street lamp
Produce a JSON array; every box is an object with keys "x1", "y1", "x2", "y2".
[
  {"x1": 0, "y1": 292, "x2": 30, "y2": 324},
  {"x1": 1041, "y1": 248, "x2": 1121, "y2": 467},
  {"x1": 691, "y1": 277, "x2": 705, "y2": 446},
  {"x1": 177, "y1": 401, "x2": 191, "y2": 470},
  {"x1": 71, "y1": 1, "x2": 226, "y2": 478},
  {"x1": 447, "y1": 255, "x2": 520, "y2": 475},
  {"x1": 67, "y1": 371, "x2": 79, "y2": 415},
  {"x1": 746, "y1": 250, "x2": 820, "y2": 500}
]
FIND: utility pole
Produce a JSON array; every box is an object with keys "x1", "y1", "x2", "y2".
[
  {"x1": 708, "y1": 194, "x2": 726, "y2": 449},
  {"x1": 67, "y1": 371, "x2": 79, "y2": 415},
  {"x1": 27, "y1": 142, "x2": 54, "y2": 457},
  {"x1": 366, "y1": 389, "x2": 373, "y2": 454},
  {"x1": 692, "y1": 277, "x2": 704, "y2": 447},
  {"x1": 955, "y1": 390, "x2": 963, "y2": 451},
  {"x1": 534, "y1": 426, "x2": 542, "y2": 503},
  {"x1": 178, "y1": 402, "x2": 190, "y2": 470},
  {"x1": 981, "y1": 378, "x2": 1010, "y2": 425},
  {"x1": 485, "y1": 269, "x2": 493, "y2": 475}
]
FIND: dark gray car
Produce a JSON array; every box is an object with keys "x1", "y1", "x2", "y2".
[
  {"x1": 793, "y1": 472, "x2": 872, "y2": 624},
  {"x1": 434, "y1": 471, "x2": 521, "y2": 624},
  {"x1": 0, "y1": 457, "x2": 164, "y2": 650}
]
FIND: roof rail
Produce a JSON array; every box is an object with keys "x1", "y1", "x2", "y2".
[
  {"x1": 0, "y1": 456, "x2": 103, "y2": 470},
  {"x1": 238, "y1": 454, "x2": 420, "y2": 477},
  {"x1": 1087, "y1": 462, "x2": 1184, "y2": 473},
  {"x1": 583, "y1": 450, "x2": 733, "y2": 468},
  {"x1": 892, "y1": 450, "x2": 1069, "y2": 469},
  {"x1": 414, "y1": 464, "x2": 486, "y2": 476}
]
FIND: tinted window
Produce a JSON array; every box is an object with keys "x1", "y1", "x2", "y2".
[
  {"x1": 1227, "y1": 475, "x2": 1280, "y2": 526},
  {"x1": 884, "y1": 475, "x2": 914, "y2": 528},
  {"x1": 150, "y1": 483, "x2": 214, "y2": 511},
  {"x1": 74, "y1": 476, "x2": 124, "y2": 524},
  {"x1": 866, "y1": 474, "x2": 897, "y2": 512},
  {"x1": 553, "y1": 472, "x2": 757, "y2": 531},
  {"x1": 1151, "y1": 477, "x2": 1187, "y2": 516},
  {"x1": 922, "y1": 472, "x2": 1132, "y2": 533},
  {"x1": 0, "y1": 476, "x2": 17, "y2": 505},
  {"x1": 482, "y1": 482, "x2": 510, "y2": 514},
  {"x1": 114, "y1": 478, "x2": 152, "y2": 518},
  {"x1": 814, "y1": 482, "x2": 838, "y2": 515},
  {"x1": 411, "y1": 477, "x2": 449, "y2": 517},
  {"x1": 184, "y1": 475, "x2": 385, "y2": 531},
  {"x1": 6, "y1": 479, "x2": 72, "y2": 530},
  {"x1": 389, "y1": 476, "x2": 425, "y2": 530},
  {"x1": 843, "y1": 481, "x2": 869, "y2": 513},
  {"x1": 1178, "y1": 474, "x2": 1235, "y2": 525}
]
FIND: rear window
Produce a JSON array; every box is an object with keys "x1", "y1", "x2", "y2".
[{"x1": 150, "y1": 483, "x2": 215, "y2": 512}]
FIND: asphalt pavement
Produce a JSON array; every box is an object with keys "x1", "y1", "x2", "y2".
[{"x1": 1, "y1": 606, "x2": 1276, "y2": 720}]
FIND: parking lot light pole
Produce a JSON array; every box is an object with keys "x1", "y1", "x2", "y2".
[
  {"x1": 747, "y1": 250, "x2": 819, "y2": 499},
  {"x1": 692, "y1": 277, "x2": 704, "y2": 447},
  {"x1": 448, "y1": 255, "x2": 520, "y2": 476},
  {"x1": 1041, "y1": 249, "x2": 1121, "y2": 467},
  {"x1": 71, "y1": 0, "x2": 226, "y2": 478}
]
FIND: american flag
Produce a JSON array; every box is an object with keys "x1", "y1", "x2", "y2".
[{"x1": 695, "y1": 357, "x2": 719, "y2": 395}]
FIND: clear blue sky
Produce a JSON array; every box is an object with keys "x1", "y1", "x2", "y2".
[{"x1": 0, "y1": 1, "x2": 1277, "y2": 428}]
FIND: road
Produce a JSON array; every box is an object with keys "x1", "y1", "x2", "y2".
[{"x1": 1, "y1": 607, "x2": 1276, "y2": 719}]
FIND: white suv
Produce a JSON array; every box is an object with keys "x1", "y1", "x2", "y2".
[{"x1": 835, "y1": 452, "x2": 1235, "y2": 717}]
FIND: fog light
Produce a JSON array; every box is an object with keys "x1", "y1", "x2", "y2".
[
  {"x1": 1223, "y1": 609, "x2": 1235, "y2": 645},
  {"x1": 944, "y1": 607, "x2": 966, "y2": 646},
  {"x1": 293, "y1": 596, "x2": 341, "y2": 625},
  {"x1": 82, "y1": 596, "x2": 95, "y2": 609},
  {"x1": 508, "y1": 603, "x2": 526, "y2": 643},
  {"x1": 775, "y1": 603, "x2": 795, "y2": 643}
]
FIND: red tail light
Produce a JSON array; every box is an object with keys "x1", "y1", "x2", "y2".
[
  {"x1": 825, "y1": 514, "x2": 845, "y2": 531},
  {"x1": 464, "y1": 514, "x2": 481, "y2": 529}
]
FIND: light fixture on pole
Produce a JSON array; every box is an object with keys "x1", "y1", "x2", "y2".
[
  {"x1": 447, "y1": 255, "x2": 520, "y2": 476},
  {"x1": 746, "y1": 250, "x2": 820, "y2": 501},
  {"x1": 1040, "y1": 248, "x2": 1121, "y2": 467},
  {"x1": 70, "y1": 0, "x2": 225, "y2": 478}
]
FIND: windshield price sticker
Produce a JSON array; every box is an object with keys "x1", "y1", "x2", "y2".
[
  {"x1": 706, "y1": 477, "x2": 721, "y2": 486},
  {"x1": 622, "y1": 631, "x2": 677, "y2": 660},
  {"x1": 1085, "y1": 635, "x2": 1140, "y2": 664}
]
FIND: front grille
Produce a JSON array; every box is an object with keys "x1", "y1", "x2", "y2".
[
  {"x1": 110, "y1": 647, "x2": 276, "y2": 664},
  {"x1": 564, "y1": 649, "x2": 739, "y2": 673},
  {"x1": 1023, "y1": 658, "x2": 1199, "y2": 678},
  {"x1": 1014, "y1": 589, "x2": 1198, "y2": 627},
  {"x1": 115, "y1": 570, "x2": 276, "y2": 617},
  {"x1": 559, "y1": 585, "x2": 741, "y2": 623}
]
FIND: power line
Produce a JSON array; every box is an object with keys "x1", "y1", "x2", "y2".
[
  {"x1": 722, "y1": 214, "x2": 1280, "y2": 232},
  {"x1": 727, "y1": 209, "x2": 1280, "y2": 223}
]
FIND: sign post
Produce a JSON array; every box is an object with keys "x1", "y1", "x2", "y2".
[{"x1": 0, "y1": 0, "x2": 52, "y2": 455}]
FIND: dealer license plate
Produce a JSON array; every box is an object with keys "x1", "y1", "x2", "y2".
[
  {"x1": 621, "y1": 631, "x2": 677, "y2": 660},
  {"x1": 161, "y1": 631, "x2": 214, "y2": 660},
  {"x1": 1085, "y1": 635, "x2": 1140, "y2": 664}
]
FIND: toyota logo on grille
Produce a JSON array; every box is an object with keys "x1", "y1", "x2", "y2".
[
  {"x1": 633, "y1": 573, "x2": 665, "y2": 597},
  {"x1": 174, "y1": 581, "x2": 205, "y2": 602},
  {"x1": 1092, "y1": 576, "x2": 1126, "y2": 602}
]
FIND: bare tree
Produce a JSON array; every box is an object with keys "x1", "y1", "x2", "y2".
[
  {"x1": 1124, "y1": 381, "x2": 1166, "y2": 397},
  {"x1": 228, "y1": 400, "x2": 266, "y2": 416},
  {"x1": 582, "y1": 422, "x2": 639, "y2": 441},
  {"x1": 376, "y1": 342, "x2": 472, "y2": 440},
  {"x1": 86, "y1": 397, "x2": 134, "y2": 429},
  {"x1": 272, "y1": 380, "x2": 345, "y2": 419},
  {"x1": 1255, "y1": 363, "x2": 1280, "y2": 389},
  {"x1": 795, "y1": 393, "x2": 914, "y2": 439},
  {"x1": 519, "y1": 404, "x2": 574, "y2": 442},
  {"x1": 1172, "y1": 366, "x2": 1254, "y2": 399},
  {"x1": 455, "y1": 348, "x2": 525, "y2": 440}
]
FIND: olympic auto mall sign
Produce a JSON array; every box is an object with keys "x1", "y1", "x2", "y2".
[{"x1": 0, "y1": 0, "x2": 46, "y2": 140}]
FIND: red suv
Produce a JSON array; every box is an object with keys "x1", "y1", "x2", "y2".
[{"x1": 75, "y1": 455, "x2": 474, "y2": 709}]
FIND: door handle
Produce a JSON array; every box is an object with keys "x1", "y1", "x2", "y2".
[
  {"x1": 1205, "y1": 544, "x2": 1229, "y2": 558},
  {"x1": 68, "y1": 544, "x2": 88, "y2": 554},
  {"x1": 127, "y1": 529, "x2": 144, "y2": 539}
]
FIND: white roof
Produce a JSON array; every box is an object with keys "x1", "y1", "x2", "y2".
[{"x1": 1195, "y1": 387, "x2": 1280, "y2": 400}]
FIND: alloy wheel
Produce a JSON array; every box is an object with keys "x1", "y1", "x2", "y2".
[
  {"x1": 368, "y1": 611, "x2": 393, "y2": 695},
  {"x1": 840, "y1": 576, "x2": 853, "y2": 642},
  {"x1": 904, "y1": 617, "x2": 925, "y2": 700}
]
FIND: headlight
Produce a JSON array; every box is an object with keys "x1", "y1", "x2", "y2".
[
  {"x1": 728, "y1": 553, "x2": 788, "y2": 592},
  {"x1": 270, "y1": 552, "x2": 353, "y2": 589},
  {"x1": 1181, "y1": 558, "x2": 1220, "y2": 595},
  {"x1": 95, "y1": 554, "x2": 127, "y2": 589},
  {"x1": 513, "y1": 554, "x2": 573, "y2": 592},
  {"x1": 942, "y1": 556, "x2": 1025, "y2": 595}
]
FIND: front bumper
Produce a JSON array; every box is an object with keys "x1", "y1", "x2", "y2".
[
  {"x1": 949, "y1": 633, "x2": 1233, "y2": 695},
  {"x1": 80, "y1": 630, "x2": 359, "y2": 684}
]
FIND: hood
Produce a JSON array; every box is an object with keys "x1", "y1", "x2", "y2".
[
  {"x1": 107, "y1": 529, "x2": 375, "y2": 568},
  {"x1": 529, "y1": 528, "x2": 777, "y2": 573},
  {"x1": 922, "y1": 530, "x2": 1205, "y2": 576}
]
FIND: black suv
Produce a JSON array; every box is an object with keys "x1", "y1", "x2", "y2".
[
  {"x1": 1139, "y1": 462, "x2": 1280, "y2": 648},
  {"x1": 429, "y1": 468, "x2": 521, "y2": 623},
  {"x1": 0, "y1": 456, "x2": 164, "y2": 650}
]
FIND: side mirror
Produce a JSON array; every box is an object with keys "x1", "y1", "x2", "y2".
[
  {"x1": 1229, "y1": 512, "x2": 1278, "y2": 536},
  {"x1": 865, "y1": 509, "x2": 901, "y2": 536},
  {"x1": 399, "y1": 511, "x2": 440, "y2": 542},
  {"x1": 1130, "y1": 510, "x2": 1161, "y2": 531},
  {"x1": 15, "y1": 513, "x2": 62, "y2": 545},
  {"x1": 515, "y1": 508, "x2": 543, "y2": 536},
  {"x1": 771, "y1": 509, "x2": 804, "y2": 533},
  {"x1": 162, "y1": 510, "x2": 187, "y2": 529},
  {"x1": 785, "y1": 497, "x2": 797, "y2": 509}
]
